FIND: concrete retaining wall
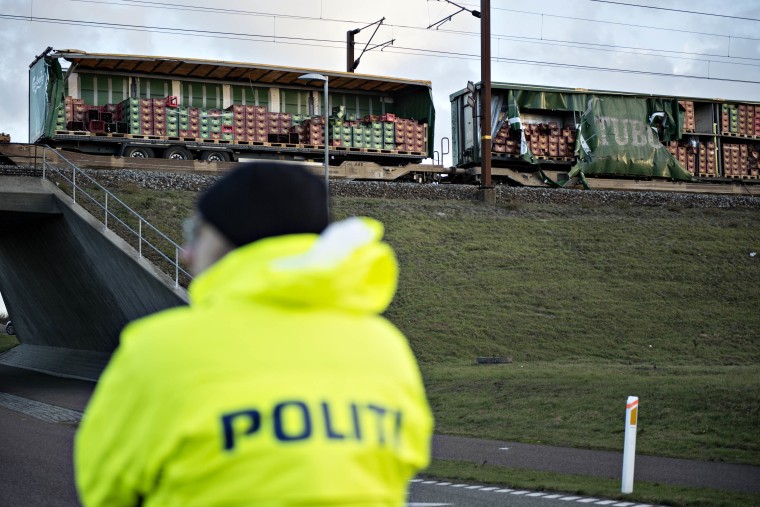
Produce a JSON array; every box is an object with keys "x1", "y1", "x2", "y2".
[{"x1": 0, "y1": 176, "x2": 187, "y2": 380}]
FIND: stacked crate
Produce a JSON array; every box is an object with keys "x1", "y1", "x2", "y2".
[
  {"x1": 165, "y1": 104, "x2": 179, "y2": 137},
  {"x1": 524, "y1": 123, "x2": 574, "y2": 158},
  {"x1": 366, "y1": 121, "x2": 385, "y2": 149},
  {"x1": 102, "y1": 103, "x2": 118, "y2": 133},
  {"x1": 151, "y1": 99, "x2": 167, "y2": 136},
  {"x1": 679, "y1": 100, "x2": 695, "y2": 133},
  {"x1": 393, "y1": 120, "x2": 405, "y2": 150},
  {"x1": 204, "y1": 109, "x2": 222, "y2": 140},
  {"x1": 118, "y1": 98, "x2": 141, "y2": 134},
  {"x1": 84, "y1": 106, "x2": 107, "y2": 133},
  {"x1": 492, "y1": 123, "x2": 520, "y2": 155},
  {"x1": 290, "y1": 115, "x2": 306, "y2": 144},
  {"x1": 721, "y1": 104, "x2": 739, "y2": 134},
  {"x1": 179, "y1": 107, "x2": 199, "y2": 139},
  {"x1": 177, "y1": 106, "x2": 200, "y2": 138},
  {"x1": 300, "y1": 117, "x2": 324, "y2": 145},
  {"x1": 666, "y1": 140, "x2": 696, "y2": 175},
  {"x1": 698, "y1": 141, "x2": 717, "y2": 176},
  {"x1": 247, "y1": 105, "x2": 268, "y2": 142},
  {"x1": 341, "y1": 120, "x2": 355, "y2": 147},
  {"x1": 351, "y1": 124, "x2": 366, "y2": 148},
  {"x1": 55, "y1": 101, "x2": 66, "y2": 131},
  {"x1": 138, "y1": 99, "x2": 153, "y2": 135},
  {"x1": 265, "y1": 112, "x2": 292, "y2": 143},
  {"x1": 230, "y1": 105, "x2": 245, "y2": 141},
  {"x1": 380, "y1": 116, "x2": 396, "y2": 149},
  {"x1": 740, "y1": 144, "x2": 749, "y2": 176},
  {"x1": 322, "y1": 116, "x2": 400, "y2": 150},
  {"x1": 221, "y1": 110, "x2": 234, "y2": 141},
  {"x1": 65, "y1": 97, "x2": 86, "y2": 130},
  {"x1": 394, "y1": 118, "x2": 426, "y2": 153},
  {"x1": 562, "y1": 126, "x2": 576, "y2": 155},
  {"x1": 721, "y1": 143, "x2": 743, "y2": 177},
  {"x1": 738, "y1": 104, "x2": 755, "y2": 137},
  {"x1": 327, "y1": 119, "x2": 348, "y2": 147},
  {"x1": 54, "y1": 95, "x2": 428, "y2": 154},
  {"x1": 750, "y1": 146, "x2": 760, "y2": 177}
]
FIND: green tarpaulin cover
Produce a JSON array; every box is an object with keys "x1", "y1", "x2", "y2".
[
  {"x1": 485, "y1": 85, "x2": 691, "y2": 181},
  {"x1": 29, "y1": 57, "x2": 64, "y2": 142},
  {"x1": 572, "y1": 96, "x2": 691, "y2": 181}
]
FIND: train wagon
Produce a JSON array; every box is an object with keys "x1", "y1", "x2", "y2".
[
  {"x1": 29, "y1": 48, "x2": 435, "y2": 167},
  {"x1": 450, "y1": 82, "x2": 760, "y2": 191}
]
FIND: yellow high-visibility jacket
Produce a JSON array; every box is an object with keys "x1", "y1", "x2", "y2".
[{"x1": 75, "y1": 217, "x2": 433, "y2": 507}]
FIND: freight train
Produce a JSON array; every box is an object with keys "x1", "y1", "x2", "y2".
[{"x1": 16, "y1": 47, "x2": 760, "y2": 195}]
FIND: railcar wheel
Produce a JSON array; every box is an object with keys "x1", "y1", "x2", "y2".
[
  {"x1": 124, "y1": 146, "x2": 154, "y2": 158},
  {"x1": 163, "y1": 147, "x2": 192, "y2": 160},
  {"x1": 200, "y1": 151, "x2": 231, "y2": 163}
]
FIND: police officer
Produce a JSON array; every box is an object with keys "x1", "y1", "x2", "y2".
[{"x1": 75, "y1": 163, "x2": 433, "y2": 507}]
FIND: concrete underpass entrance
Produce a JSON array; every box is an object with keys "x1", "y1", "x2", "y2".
[{"x1": 0, "y1": 175, "x2": 187, "y2": 380}]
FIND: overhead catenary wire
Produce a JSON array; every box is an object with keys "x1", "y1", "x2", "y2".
[
  {"x1": 385, "y1": 45, "x2": 760, "y2": 85},
  {"x1": 69, "y1": 0, "x2": 366, "y2": 24},
  {"x1": 6, "y1": 8, "x2": 760, "y2": 73},
  {"x1": 0, "y1": 13, "x2": 345, "y2": 46},
  {"x1": 2, "y1": 8, "x2": 759, "y2": 85},
  {"x1": 51, "y1": 0, "x2": 760, "y2": 65},
  {"x1": 588, "y1": 0, "x2": 760, "y2": 23},
  {"x1": 69, "y1": 0, "x2": 760, "y2": 44},
  {"x1": 494, "y1": 36, "x2": 760, "y2": 68}
]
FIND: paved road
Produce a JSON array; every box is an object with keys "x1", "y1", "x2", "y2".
[
  {"x1": 1, "y1": 364, "x2": 759, "y2": 506},
  {"x1": 0, "y1": 365, "x2": 91, "y2": 507},
  {"x1": 408, "y1": 479, "x2": 656, "y2": 507},
  {"x1": 432, "y1": 435, "x2": 760, "y2": 495}
]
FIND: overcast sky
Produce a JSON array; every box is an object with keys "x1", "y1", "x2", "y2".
[{"x1": 0, "y1": 0, "x2": 759, "y2": 315}]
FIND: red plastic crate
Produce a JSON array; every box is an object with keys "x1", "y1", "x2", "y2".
[{"x1": 87, "y1": 120, "x2": 106, "y2": 132}]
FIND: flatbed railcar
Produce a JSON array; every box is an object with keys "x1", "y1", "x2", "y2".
[
  {"x1": 449, "y1": 82, "x2": 760, "y2": 195},
  {"x1": 28, "y1": 48, "x2": 435, "y2": 169}
]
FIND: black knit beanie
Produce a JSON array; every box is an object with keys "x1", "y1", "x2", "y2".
[{"x1": 197, "y1": 162, "x2": 329, "y2": 247}]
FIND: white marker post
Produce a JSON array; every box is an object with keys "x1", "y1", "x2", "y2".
[{"x1": 621, "y1": 396, "x2": 639, "y2": 494}]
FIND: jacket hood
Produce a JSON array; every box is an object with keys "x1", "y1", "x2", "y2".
[{"x1": 188, "y1": 217, "x2": 398, "y2": 314}]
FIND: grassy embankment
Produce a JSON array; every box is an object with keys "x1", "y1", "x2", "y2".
[
  {"x1": 0, "y1": 335, "x2": 18, "y2": 352},
  {"x1": 73, "y1": 183, "x2": 760, "y2": 506}
]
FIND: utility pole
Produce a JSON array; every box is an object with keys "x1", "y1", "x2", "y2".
[
  {"x1": 346, "y1": 19, "x2": 389, "y2": 73},
  {"x1": 347, "y1": 28, "x2": 359, "y2": 73},
  {"x1": 480, "y1": 0, "x2": 494, "y2": 201}
]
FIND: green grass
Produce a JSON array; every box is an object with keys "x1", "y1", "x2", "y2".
[
  {"x1": 423, "y1": 363, "x2": 760, "y2": 464},
  {"x1": 423, "y1": 459, "x2": 760, "y2": 507},
  {"x1": 95, "y1": 183, "x2": 760, "y2": 504},
  {"x1": 0, "y1": 334, "x2": 19, "y2": 353},
  {"x1": 330, "y1": 198, "x2": 760, "y2": 367}
]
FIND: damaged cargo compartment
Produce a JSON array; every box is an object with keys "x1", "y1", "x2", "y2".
[{"x1": 450, "y1": 82, "x2": 693, "y2": 185}]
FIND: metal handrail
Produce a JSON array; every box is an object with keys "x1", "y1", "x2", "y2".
[{"x1": 40, "y1": 146, "x2": 192, "y2": 288}]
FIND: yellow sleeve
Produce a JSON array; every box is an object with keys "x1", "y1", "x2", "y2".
[{"x1": 75, "y1": 324, "x2": 176, "y2": 507}]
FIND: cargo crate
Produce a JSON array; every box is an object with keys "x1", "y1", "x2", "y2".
[{"x1": 88, "y1": 120, "x2": 106, "y2": 132}]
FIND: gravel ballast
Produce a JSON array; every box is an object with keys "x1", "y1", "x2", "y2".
[
  {"x1": 3, "y1": 165, "x2": 759, "y2": 209},
  {"x1": 91, "y1": 169, "x2": 760, "y2": 210}
]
